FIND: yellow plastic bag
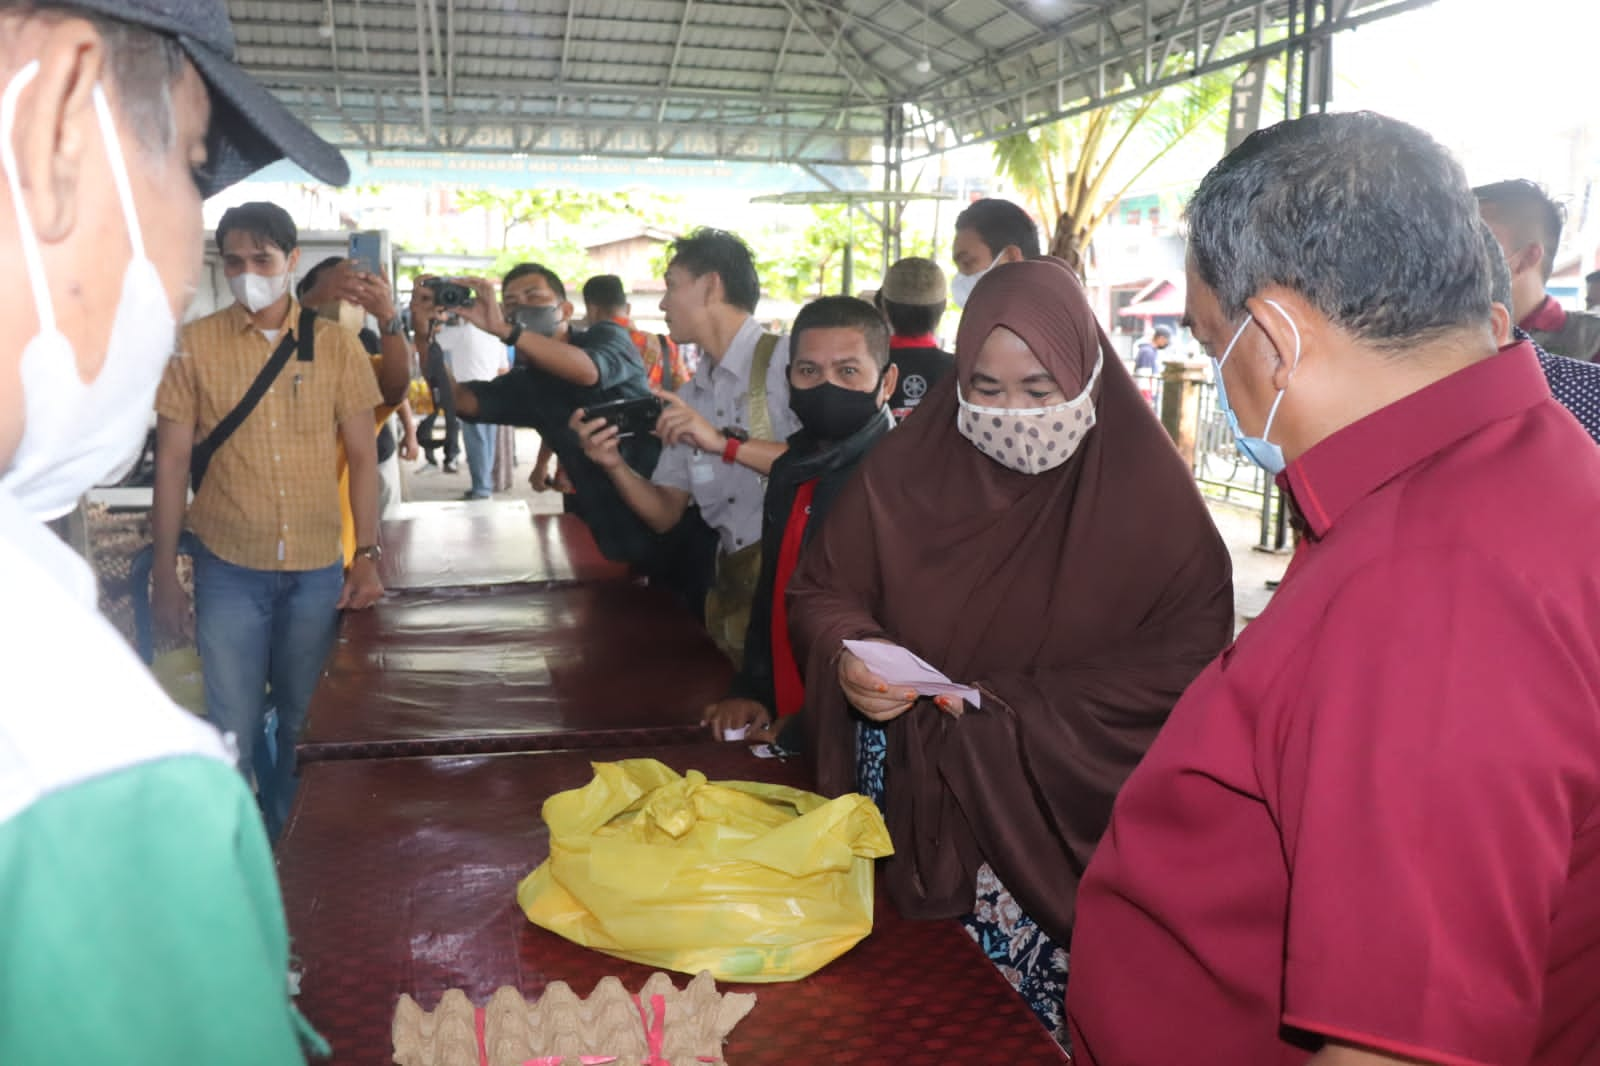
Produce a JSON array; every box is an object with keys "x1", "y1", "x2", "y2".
[
  {"x1": 517, "y1": 758, "x2": 893, "y2": 983},
  {"x1": 406, "y1": 375, "x2": 435, "y2": 417}
]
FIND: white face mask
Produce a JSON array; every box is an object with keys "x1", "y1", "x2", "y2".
[
  {"x1": 957, "y1": 351, "x2": 1103, "y2": 475},
  {"x1": 951, "y1": 257, "x2": 1000, "y2": 309},
  {"x1": 229, "y1": 269, "x2": 291, "y2": 314},
  {"x1": 0, "y1": 63, "x2": 177, "y2": 520}
]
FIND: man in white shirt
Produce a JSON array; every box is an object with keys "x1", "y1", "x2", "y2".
[
  {"x1": 436, "y1": 311, "x2": 509, "y2": 499},
  {"x1": 0, "y1": 0, "x2": 351, "y2": 1058},
  {"x1": 577, "y1": 228, "x2": 799, "y2": 661}
]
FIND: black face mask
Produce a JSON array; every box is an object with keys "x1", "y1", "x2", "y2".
[
  {"x1": 508, "y1": 304, "x2": 563, "y2": 337},
  {"x1": 789, "y1": 379, "x2": 884, "y2": 442}
]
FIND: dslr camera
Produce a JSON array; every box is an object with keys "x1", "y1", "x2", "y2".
[
  {"x1": 583, "y1": 396, "x2": 665, "y2": 439},
  {"x1": 421, "y1": 277, "x2": 475, "y2": 308}
]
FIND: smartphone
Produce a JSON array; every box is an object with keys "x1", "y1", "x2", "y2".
[
  {"x1": 583, "y1": 396, "x2": 665, "y2": 438},
  {"x1": 348, "y1": 230, "x2": 383, "y2": 276}
]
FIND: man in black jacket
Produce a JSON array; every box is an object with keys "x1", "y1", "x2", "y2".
[
  {"x1": 703, "y1": 296, "x2": 898, "y2": 742},
  {"x1": 434, "y1": 263, "x2": 665, "y2": 565}
]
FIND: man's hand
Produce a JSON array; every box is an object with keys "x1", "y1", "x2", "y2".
[
  {"x1": 652, "y1": 387, "x2": 725, "y2": 452},
  {"x1": 337, "y1": 556, "x2": 385, "y2": 610},
  {"x1": 571, "y1": 408, "x2": 626, "y2": 471},
  {"x1": 400, "y1": 426, "x2": 421, "y2": 462},
  {"x1": 838, "y1": 646, "x2": 918, "y2": 722},
  {"x1": 703, "y1": 698, "x2": 778, "y2": 743},
  {"x1": 454, "y1": 276, "x2": 511, "y2": 341},
  {"x1": 299, "y1": 258, "x2": 363, "y2": 311},
  {"x1": 530, "y1": 455, "x2": 553, "y2": 492},
  {"x1": 151, "y1": 569, "x2": 194, "y2": 641},
  {"x1": 351, "y1": 267, "x2": 399, "y2": 323}
]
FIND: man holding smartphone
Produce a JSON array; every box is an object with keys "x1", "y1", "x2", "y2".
[{"x1": 422, "y1": 263, "x2": 664, "y2": 565}]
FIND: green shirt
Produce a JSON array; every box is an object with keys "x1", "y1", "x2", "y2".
[{"x1": 0, "y1": 487, "x2": 325, "y2": 1062}]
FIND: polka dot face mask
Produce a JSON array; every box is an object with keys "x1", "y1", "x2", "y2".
[{"x1": 956, "y1": 352, "x2": 1102, "y2": 475}]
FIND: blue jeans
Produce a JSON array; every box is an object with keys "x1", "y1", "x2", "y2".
[
  {"x1": 192, "y1": 539, "x2": 343, "y2": 840},
  {"x1": 461, "y1": 420, "x2": 496, "y2": 498}
]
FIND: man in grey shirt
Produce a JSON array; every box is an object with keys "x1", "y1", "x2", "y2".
[{"x1": 577, "y1": 229, "x2": 799, "y2": 661}]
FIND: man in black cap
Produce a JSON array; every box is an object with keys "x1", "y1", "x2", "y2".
[{"x1": 0, "y1": 1, "x2": 346, "y2": 1061}]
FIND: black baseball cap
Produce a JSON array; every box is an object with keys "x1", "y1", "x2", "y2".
[{"x1": 49, "y1": 0, "x2": 349, "y2": 196}]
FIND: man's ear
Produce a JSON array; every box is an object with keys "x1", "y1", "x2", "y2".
[
  {"x1": 13, "y1": 19, "x2": 107, "y2": 244},
  {"x1": 286, "y1": 247, "x2": 302, "y2": 276},
  {"x1": 998, "y1": 245, "x2": 1025, "y2": 266},
  {"x1": 1245, "y1": 289, "x2": 1312, "y2": 391},
  {"x1": 878, "y1": 362, "x2": 900, "y2": 406},
  {"x1": 560, "y1": 299, "x2": 574, "y2": 322},
  {"x1": 1511, "y1": 241, "x2": 1545, "y2": 277},
  {"x1": 1489, "y1": 303, "x2": 1513, "y2": 347}
]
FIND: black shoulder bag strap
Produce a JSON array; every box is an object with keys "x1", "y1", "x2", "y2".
[
  {"x1": 190, "y1": 308, "x2": 317, "y2": 491},
  {"x1": 657, "y1": 334, "x2": 677, "y2": 390}
]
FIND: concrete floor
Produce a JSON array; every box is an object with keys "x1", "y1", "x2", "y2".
[{"x1": 400, "y1": 428, "x2": 564, "y2": 515}]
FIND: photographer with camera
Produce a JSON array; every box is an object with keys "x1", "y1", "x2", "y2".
[
  {"x1": 410, "y1": 279, "x2": 462, "y2": 474},
  {"x1": 296, "y1": 255, "x2": 417, "y2": 536},
  {"x1": 422, "y1": 277, "x2": 509, "y2": 499},
  {"x1": 419, "y1": 264, "x2": 665, "y2": 565},
  {"x1": 576, "y1": 228, "x2": 799, "y2": 664}
]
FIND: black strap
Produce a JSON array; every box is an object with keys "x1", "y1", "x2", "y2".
[
  {"x1": 190, "y1": 308, "x2": 317, "y2": 491},
  {"x1": 657, "y1": 334, "x2": 675, "y2": 389}
]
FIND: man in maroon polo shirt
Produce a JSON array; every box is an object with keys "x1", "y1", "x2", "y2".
[
  {"x1": 1476, "y1": 179, "x2": 1600, "y2": 363},
  {"x1": 1069, "y1": 112, "x2": 1600, "y2": 1066}
]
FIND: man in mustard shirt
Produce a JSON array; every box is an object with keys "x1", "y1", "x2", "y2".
[{"x1": 152, "y1": 202, "x2": 385, "y2": 840}]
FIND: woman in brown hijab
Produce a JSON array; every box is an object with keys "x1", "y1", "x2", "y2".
[{"x1": 787, "y1": 257, "x2": 1232, "y2": 1041}]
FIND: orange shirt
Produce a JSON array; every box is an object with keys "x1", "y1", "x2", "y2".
[{"x1": 612, "y1": 316, "x2": 690, "y2": 390}]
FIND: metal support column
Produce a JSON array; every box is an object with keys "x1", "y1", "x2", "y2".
[{"x1": 881, "y1": 105, "x2": 905, "y2": 278}]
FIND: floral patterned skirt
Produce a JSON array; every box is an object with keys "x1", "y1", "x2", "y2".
[{"x1": 855, "y1": 721, "x2": 1070, "y2": 1048}]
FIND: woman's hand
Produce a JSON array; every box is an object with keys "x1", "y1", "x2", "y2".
[{"x1": 838, "y1": 648, "x2": 919, "y2": 722}]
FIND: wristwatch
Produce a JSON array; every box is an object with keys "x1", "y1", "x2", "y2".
[
  {"x1": 501, "y1": 322, "x2": 524, "y2": 348},
  {"x1": 720, "y1": 426, "x2": 749, "y2": 465},
  {"x1": 381, "y1": 314, "x2": 405, "y2": 337},
  {"x1": 354, "y1": 544, "x2": 383, "y2": 563}
]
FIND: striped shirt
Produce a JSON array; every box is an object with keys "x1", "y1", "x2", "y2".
[{"x1": 156, "y1": 299, "x2": 382, "y2": 571}]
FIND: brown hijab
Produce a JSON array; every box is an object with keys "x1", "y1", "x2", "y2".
[{"x1": 787, "y1": 257, "x2": 1232, "y2": 944}]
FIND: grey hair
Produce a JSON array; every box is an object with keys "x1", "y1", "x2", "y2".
[
  {"x1": 1186, "y1": 111, "x2": 1493, "y2": 350},
  {"x1": 1, "y1": 2, "x2": 186, "y2": 157}
]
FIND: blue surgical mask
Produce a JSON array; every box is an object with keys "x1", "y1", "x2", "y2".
[{"x1": 1211, "y1": 298, "x2": 1300, "y2": 475}]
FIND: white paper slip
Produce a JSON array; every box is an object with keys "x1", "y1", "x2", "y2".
[
  {"x1": 841, "y1": 639, "x2": 981, "y2": 708},
  {"x1": 722, "y1": 726, "x2": 749, "y2": 742}
]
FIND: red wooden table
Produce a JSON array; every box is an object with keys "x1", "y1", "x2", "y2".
[
  {"x1": 299, "y1": 585, "x2": 732, "y2": 761},
  {"x1": 277, "y1": 743, "x2": 1069, "y2": 1065},
  {"x1": 378, "y1": 501, "x2": 629, "y2": 590}
]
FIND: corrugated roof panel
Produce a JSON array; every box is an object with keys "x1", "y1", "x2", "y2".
[{"x1": 222, "y1": 0, "x2": 1413, "y2": 165}]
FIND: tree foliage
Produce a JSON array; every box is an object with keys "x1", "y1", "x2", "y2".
[
  {"x1": 760, "y1": 204, "x2": 887, "y2": 302},
  {"x1": 992, "y1": 68, "x2": 1234, "y2": 274},
  {"x1": 452, "y1": 187, "x2": 690, "y2": 291}
]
